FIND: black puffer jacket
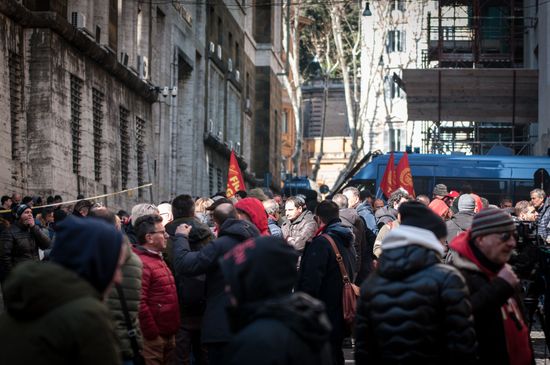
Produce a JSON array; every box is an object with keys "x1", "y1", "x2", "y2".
[
  {"x1": 0, "y1": 222, "x2": 51, "y2": 281},
  {"x1": 355, "y1": 225, "x2": 478, "y2": 365},
  {"x1": 224, "y1": 293, "x2": 332, "y2": 365}
]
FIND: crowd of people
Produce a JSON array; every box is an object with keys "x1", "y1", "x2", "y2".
[{"x1": 0, "y1": 183, "x2": 549, "y2": 365}]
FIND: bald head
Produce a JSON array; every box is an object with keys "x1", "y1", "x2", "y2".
[{"x1": 213, "y1": 203, "x2": 238, "y2": 226}]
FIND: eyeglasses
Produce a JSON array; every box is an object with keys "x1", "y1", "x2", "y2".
[
  {"x1": 499, "y1": 231, "x2": 518, "y2": 242},
  {"x1": 149, "y1": 230, "x2": 167, "y2": 235}
]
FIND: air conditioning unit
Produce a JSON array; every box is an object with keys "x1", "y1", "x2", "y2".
[
  {"x1": 217, "y1": 45, "x2": 222, "y2": 60},
  {"x1": 120, "y1": 52, "x2": 129, "y2": 66},
  {"x1": 71, "y1": 12, "x2": 86, "y2": 28},
  {"x1": 209, "y1": 42, "x2": 215, "y2": 54},
  {"x1": 227, "y1": 58, "x2": 233, "y2": 72},
  {"x1": 235, "y1": 70, "x2": 240, "y2": 82},
  {"x1": 137, "y1": 55, "x2": 149, "y2": 80}
]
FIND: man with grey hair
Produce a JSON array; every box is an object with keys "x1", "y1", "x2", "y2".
[
  {"x1": 124, "y1": 203, "x2": 160, "y2": 245},
  {"x1": 342, "y1": 187, "x2": 377, "y2": 235},
  {"x1": 263, "y1": 199, "x2": 283, "y2": 237},
  {"x1": 333, "y1": 194, "x2": 371, "y2": 283},
  {"x1": 531, "y1": 188, "x2": 550, "y2": 243}
]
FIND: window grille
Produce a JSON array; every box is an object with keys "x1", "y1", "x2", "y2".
[
  {"x1": 120, "y1": 106, "x2": 130, "y2": 189},
  {"x1": 70, "y1": 75, "x2": 83, "y2": 175},
  {"x1": 92, "y1": 88, "x2": 104, "y2": 181},
  {"x1": 216, "y1": 167, "x2": 223, "y2": 193},
  {"x1": 208, "y1": 163, "x2": 215, "y2": 195},
  {"x1": 136, "y1": 117, "x2": 146, "y2": 197},
  {"x1": 8, "y1": 52, "x2": 22, "y2": 160}
]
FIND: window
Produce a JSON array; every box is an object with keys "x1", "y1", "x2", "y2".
[
  {"x1": 391, "y1": 0, "x2": 406, "y2": 12},
  {"x1": 92, "y1": 88, "x2": 104, "y2": 181},
  {"x1": 119, "y1": 106, "x2": 130, "y2": 189},
  {"x1": 8, "y1": 51, "x2": 22, "y2": 160},
  {"x1": 208, "y1": 63, "x2": 225, "y2": 139},
  {"x1": 208, "y1": 163, "x2": 215, "y2": 195},
  {"x1": 227, "y1": 83, "x2": 241, "y2": 147},
  {"x1": 70, "y1": 74, "x2": 83, "y2": 175},
  {"x1": 216, "y1": 167, "x2": 223, "y2": 193},
  {"x1": 385, "y1": 75, "x2": 402, "y2": 99},
  {"x1": 136, "y1": 117, "x2": 146, "y2": 197},
  {"x1": 386, "y1": 30, "x2": 406, "y2": 53},
  {"x1": 282, "y1": 110, "x2": 288, "y2": 133}
]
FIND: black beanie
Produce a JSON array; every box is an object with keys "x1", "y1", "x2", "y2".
[
  {"x1": 399, "y1": 201, "x2": 447, "y2": 239},
  {"x1": 220, "y1": 236, "x2": 299, "y2": 305}
]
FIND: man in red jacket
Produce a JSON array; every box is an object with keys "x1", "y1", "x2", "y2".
[{"x1": 134, "y1": 214, "x2": 180, "y2": 365}]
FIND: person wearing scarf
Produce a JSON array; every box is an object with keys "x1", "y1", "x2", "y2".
[{"x1": 447, "y1": 208, "x2": 534, "y2": 365}]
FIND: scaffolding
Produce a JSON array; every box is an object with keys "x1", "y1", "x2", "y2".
[{"x1": 421, "y1": 0, "x2": 532, "y2": 155}]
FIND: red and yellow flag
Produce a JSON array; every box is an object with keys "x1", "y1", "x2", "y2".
[
  {"x1": 226, "y1": 150, "x2": 246, "y2": 198},
  {"x1": 396, "y1": 152, "x2": 415, "y2": 197},
  {"x1": 380, "y1": 152, "x2": 397, "y2": 198}
]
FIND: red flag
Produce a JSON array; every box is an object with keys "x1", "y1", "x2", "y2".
[
  {"x1": 396, "y1": 152, "x2": 415, "y2": 197},
  {"x1": 380, "y1": 152, "x2": 397, "y2": 198},
  {"x1": 226, "y1": 150, "x2": 246, "y2": 198}
]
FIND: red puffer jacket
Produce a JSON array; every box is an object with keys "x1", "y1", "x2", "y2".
[{"x1": 133, "y1": 246, "x2": 180, "y2": 340}]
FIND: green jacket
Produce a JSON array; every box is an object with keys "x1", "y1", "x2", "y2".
[
  {"x1": 105, "y1": 243, "x2": 143, "y2": 360},
  {"x1": 0, "y1": 261, "x2": 121, "y2": 365}
]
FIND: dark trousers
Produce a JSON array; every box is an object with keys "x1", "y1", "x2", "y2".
[
  {"x1": 175, "y1": 317, "x2": 208, "y2": 365},
  {"x1": 331, "y1": 336, "x2": 344, "y2": 365},
  {"x1": 206, "y1": 342, "x2": 227, "y2": 365}
]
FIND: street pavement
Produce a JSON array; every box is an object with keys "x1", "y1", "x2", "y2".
[{"x1": 343, "y1": 326, "x2": 550, "y2": 365}]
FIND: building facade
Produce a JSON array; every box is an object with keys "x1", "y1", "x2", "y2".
[{"x1": 0, "y1": 0, "x2": 289, "y2": 206}]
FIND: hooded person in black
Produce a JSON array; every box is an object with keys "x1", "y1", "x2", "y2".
[
  {"x1": 297, "y1": 200, "x2": 355, "y2": 365},
  {"x1": 0, "y1": 215, "x2": 124, "y2": 365},
  {"x1": 172, "y1": 203, "x2": 260, "y2": 365},
  {"x1": 221, "y1": 236, "x2": 332, "y2": 365}
]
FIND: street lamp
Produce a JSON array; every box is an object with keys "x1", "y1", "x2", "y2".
[{"x1": 363, "y1": 1, "x2": 372, "y2": 16}]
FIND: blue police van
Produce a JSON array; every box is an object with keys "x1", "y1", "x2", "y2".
[{"x1": 350, "y1": 153, "x2": 550, "y2": 204}]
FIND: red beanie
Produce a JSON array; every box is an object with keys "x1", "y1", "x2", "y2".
[{"x1": 235, "y1": 198, "x2": 270, "y2": 236}]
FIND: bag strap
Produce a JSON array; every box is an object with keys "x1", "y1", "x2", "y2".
[
  {"x1": 322, "y1": 234, "x2": 351, "y2": 284},
  {"x1": 115, "y1": 284, "x2": 141, "y2": 359}
]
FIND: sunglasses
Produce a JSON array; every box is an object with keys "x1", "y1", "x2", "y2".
[{"x1": 499, "y1": 231, "x2": 518, "y2": 242}]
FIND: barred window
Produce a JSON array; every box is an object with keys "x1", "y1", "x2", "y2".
[
  {"x1": 92, "y1": 89, "x2": 104, "y2": 182},
  {"x1": 216, "y1": 167, "x2": 223, "y2": 193},
  {"x1": 208, "y1": 163, "x2": 215, "y2": 196},
  {"x1": 136, "y1": 117, "x2": 146, "y2": 197},
  {"x1": 70, "y1": 75, "x2": 83, "y2": 175},
  {"x1": 120, "y1": 106, "x2": 130, "y2": 189},
  {"x1": 8, "y1": 52, "x2": 22, "y2": 160}
]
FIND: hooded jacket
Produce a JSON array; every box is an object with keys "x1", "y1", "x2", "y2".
[
  {"x1": 297, "y1": 220, "x2": 354, "y2": 342},
  {"x1": 220, "y1": 236, "x2": 332, "y2": 365},
  {"x1": 448, "y1": 231, "x2": 534, "y2": 365},
  {"x1": 224, "y1": 293, "x2": 332, "y2": 365},
  {"x1": 0, "y1": 221, "x2": 51, "y2": 281},
  {"x1": 172, "y1": 218, "x2": 260, "y2": 343},
  {"x1": 355, "y1": 225, "x2": 477, "y2": 365},
  {"x1": 0, "y1": 261, "x2": 121, "y2": 365},
  {"x1": 235, "y1": 198, "x2": 269, "y2": 236},
  {"x1": 446, "y1": 211, "x2": 475, "y2": 244}
]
